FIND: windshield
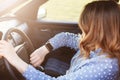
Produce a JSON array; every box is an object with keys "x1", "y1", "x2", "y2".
[
  {"x1": 37, "y1": 0, "x2": 95, "y2": 22},
  {"x1": 38, "y1": 0, "x2": 120, "y2": 23}
]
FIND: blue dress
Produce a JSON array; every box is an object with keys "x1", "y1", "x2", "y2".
[{"x1": 23, "y1": 32, "x2": 119, "y2": 80}]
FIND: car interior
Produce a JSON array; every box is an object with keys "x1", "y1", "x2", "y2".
[
  {"x1": 0, "y1": 0, "x2": 119, "y2": 80},
  {"x1": 0, "y1": 0, "x2": 82, "y2": 80}
]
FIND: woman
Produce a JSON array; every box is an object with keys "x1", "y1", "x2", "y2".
[{"x1": 0, "y1": 1, "x2": 120, "y2": 80}]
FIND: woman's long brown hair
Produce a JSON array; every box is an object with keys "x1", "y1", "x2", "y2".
[{"x1": 79, "y1": 1, "x2": 120, "y2": 66}]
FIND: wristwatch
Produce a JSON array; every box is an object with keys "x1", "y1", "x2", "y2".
[{"x1": 45, "y1": 42, "x2": 53, "y2": 51}]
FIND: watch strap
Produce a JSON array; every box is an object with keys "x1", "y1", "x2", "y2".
[{"x1": 45, "y1": 42, "x2": 53, "y2": 51}]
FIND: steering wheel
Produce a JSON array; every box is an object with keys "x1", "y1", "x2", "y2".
[{"x1": 3, "y1": 28, "x2": 35, "y2": 80}]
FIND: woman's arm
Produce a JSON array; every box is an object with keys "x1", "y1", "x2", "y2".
[
  {"x1": 23, "y1": 57, "x2": 119, "y2": 80},
  {"x1": 0, "y1": 40, "x2": 28, "y2": 73},
  {"x1": 30, "y1": 32, "x2": 80, "y2": 67},
  {"x1": 0, "y1": 40, "x2": 119, "y2": 80},
  {"x1": 49, "y1": 32, "x2": 80, "y2": 51}
]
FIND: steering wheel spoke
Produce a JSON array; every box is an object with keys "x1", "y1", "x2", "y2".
[{"x1": 15, "y1": 42, "x2": 25, "y2": 52}]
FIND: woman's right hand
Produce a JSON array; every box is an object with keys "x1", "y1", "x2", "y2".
[{"x1": 30, "y1": 45, "x2": 49, "y2": 67}]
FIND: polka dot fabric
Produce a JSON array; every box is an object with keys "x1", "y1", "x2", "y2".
[
  {"x1": 23, "y1": 32, "x2": 120, "y2": 80},
  {"x1": 49, "y1": 32, "x2": 80, "y2": 51}
]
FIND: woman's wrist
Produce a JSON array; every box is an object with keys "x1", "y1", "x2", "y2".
[
  {"x1": 45, "y1": 42, "x2": 53, "y2": 52},
  {"x1": 41, "y1": 45, "x2": 49, "y2": 55},
  {"x1": 5, "y1": 54, "x2": 29, "y2": 74}
]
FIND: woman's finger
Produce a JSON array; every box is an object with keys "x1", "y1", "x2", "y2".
[
  {"x1": 30, "y1": 54, "x2": 38, "y2": 61},
  {"x1": 30, "y1": 57, "x2": 40, "y2": 65},
  {"x1": 30, "y1": 49, "x2": 39, "y2": 57},
  {"x1": 33, "y1": 60, "x2": 42, "y2": 67}
]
